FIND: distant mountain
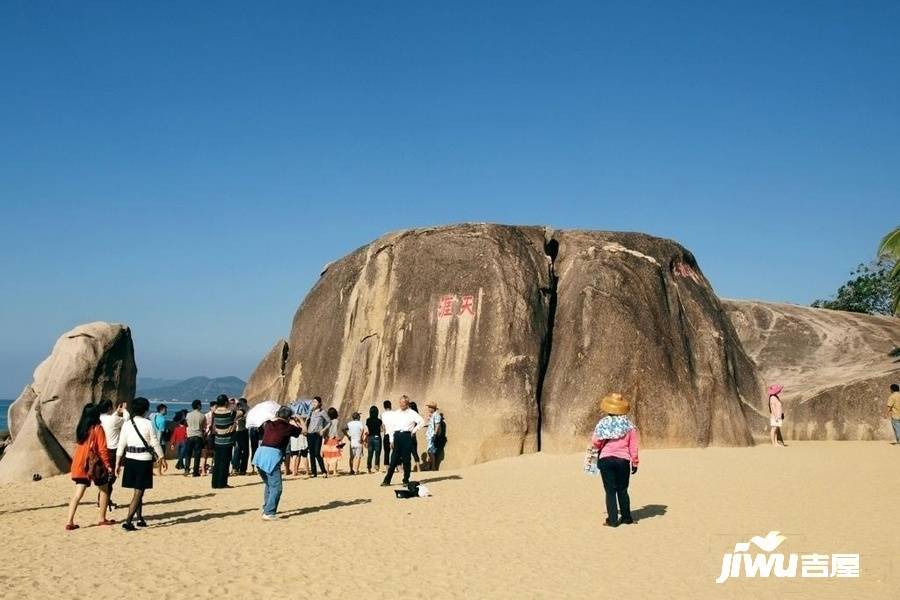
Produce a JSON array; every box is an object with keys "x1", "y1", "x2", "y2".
[
  {"x1": 137, "y1": 377, "x2": 181, "y2": 390},
  {"x1": 138, "y1": 376, "x2": 246, "y2": 401}
]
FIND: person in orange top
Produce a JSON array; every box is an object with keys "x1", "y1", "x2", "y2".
[{"x1": 65, "y1": 404, "x2": 115, "y2": 530}]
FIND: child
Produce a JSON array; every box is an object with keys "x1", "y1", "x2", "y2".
[
  {"x1": 170, "y1": 413, "x2": 188, "y2": 471},
  {"x1": 345, "y1": 412, "x2": 364, "y2": 475}
]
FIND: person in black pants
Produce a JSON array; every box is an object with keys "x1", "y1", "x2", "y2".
[
  {"x1": 598, "y1": 457, "x2": 633, "y2": 525},
  {"x1": 306, "y1": 396, "x2": 330, "y2": 478},
  {"x1": 591, "y1": 393, "x2": 639, "y2": 527},
  {"x1": 211, "y1": 394, "x2": 236, "y2": 489},
  {"x1": 382, "y1": 395, "x2": 423, "y2": 486},
  {"x1": 231, "y1": 398, "x2": 250, "y2": 475},
  {"x1": 381, "y1": 400, "x2": 392, "y2": 467}
]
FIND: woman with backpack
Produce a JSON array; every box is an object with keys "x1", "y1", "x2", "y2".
[
  {"x1": 65, "y1": 403, "x2": 115, "y2": 530},
  {"x1": 116, "y1": 397, "x2": 167, "y2": 531}
]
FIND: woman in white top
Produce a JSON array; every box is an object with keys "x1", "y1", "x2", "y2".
[{"x1": 116, "y1": 397, "x2": 167, "y2": 531}]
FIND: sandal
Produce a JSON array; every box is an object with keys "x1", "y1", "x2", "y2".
[
  {"x1": 98, "y1": 519, "x2": 117, "y2": 526},
  {"x1": 64, "y1": 523, "x2": 79, "y2": 531}
]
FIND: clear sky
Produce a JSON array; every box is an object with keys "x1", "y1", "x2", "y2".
[{"x1": 1, "y1": 2, "x2": 898, "y2": 397}]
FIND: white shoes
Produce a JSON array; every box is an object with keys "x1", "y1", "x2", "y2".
[{"x1": 261, "y1": 513, "x2": 279, "y2": 521}]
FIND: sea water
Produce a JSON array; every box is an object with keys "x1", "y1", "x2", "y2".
[{"x1": 0, "y1": 399, "x2": 202, "y2": 434}]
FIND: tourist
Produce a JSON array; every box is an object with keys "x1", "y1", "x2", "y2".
[
  {"x1": 425, "y1": 401, "x2": 446, "y2": 471},
  {"x1": 409, "y1": 401, "x2": 422, "y2": 472},
  {"x1": 203, "y1": 400, "x2": 216, "y2": 474},
  {"x1": 768, "y1": 384, "x2": 786, "y2": 447},
  {"x1": 248, "y1": 421, "x2": 261, "y2": 474},
  {"x1": 591, "y1": 393, "x2": 639, "y2": 527},
  {"x1": 253, "y1": 405, "x2": 307, "y2": 520},
  {"x1": 306, "y1": 397, "x2": 331, "y2": 478},
  {"x1": 232, "y1": 398, "x2": 250, "y2": 475},
  {"x1": 184, "y1": 399, "x2": 206, "y2": 477},
  {"x1": 382, "y1": 400, "x2": 393, "y2": 468},
  {"x1": 117, "y1": 396, "x2": 167, "y2": 531},
  {"x1": 149, "y1": 404, "x2": 168, "y2": 475},
  {"x1": 886, "y1": 383, "x2": 900, "y2": 444},
  {"x1": 288, "y1": 428, "x2": 308, "y2": 476},
  {"x1": 364, "y1": 405, "x2": 383, "y2": 474},
  {"x1": 345, "y1": 411, "x2": 364, "y2": 475},
  {"x1": 381, "y1": 395, "x2": 423, "y2": 486},
  {"x1": 169, "y1": 412, "x2": 188, "y2": 471},
  {"x1": 323, "y1": 407, "x2": 343, "y2": 476},
  {"x1": 65, "y1": 404, "x2": 115, "y2": 530},
  {"x1": 98, "y1": 399, "x2": 126, "y2": 510},
  {"x1": 211, "y1": 394, "x2": 237, "y2": 489}
]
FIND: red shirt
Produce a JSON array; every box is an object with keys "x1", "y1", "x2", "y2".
[
  {"x1": 260, "y1": 420, "x2": 302, "y2": 450},
  {"x1": 170, "y1": 423, "x2": 188, "y2": 444}
]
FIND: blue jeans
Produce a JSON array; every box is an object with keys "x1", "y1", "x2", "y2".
[
  {"x1": 367, "y1": 435, "x2": 382, "y2": 470},
  {"x1": 892, "y1": 419, "x2": 900, "y2": 443},
  {"x1": 258, "y1": 465, "x2": 283, "y2": 515},
  {"x1": 176, "y1": 441, "x2": 188, "y2": 467}
]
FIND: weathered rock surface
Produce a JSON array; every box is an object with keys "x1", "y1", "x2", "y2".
[
  {"x1": 242, "y1": 339, "x2": 289, "y2": 404},
  {"x1": 0, "y1": 322, "x2": 136, "y2": 483},
  {"x1": 541, "y1": 231, "x2": 760, "y2": 452},
  {"x1": 246, "y1": 224, "x2": 760, "y2": 465},
  {"x1": 724, "y1": 300, "x2": 900, "y2": 440}
]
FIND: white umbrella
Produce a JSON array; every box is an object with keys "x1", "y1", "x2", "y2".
[{"x1": 246, "y1": 400, "x2": 280, "y2": 429}]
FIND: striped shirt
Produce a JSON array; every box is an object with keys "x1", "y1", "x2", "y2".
[{"x1": 213, "y1": 409, "x2": 236, "y2": 446}]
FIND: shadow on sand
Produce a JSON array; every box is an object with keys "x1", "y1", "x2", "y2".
[
  {"x1": 416, "y1": 475, "x2": 463, "y2": 485},
  {"x1": 280, "y1": 498, "x2": 372, "y2": 519},
  {"x1": 145, "y1": 493, "x2": 215, "y2": 507},
  {"x1": 631, "y1": 504, "x2": 668, "y2": 521}
]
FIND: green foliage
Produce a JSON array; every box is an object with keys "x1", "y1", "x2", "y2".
[
  {"x1": 876, "y1": 225, "x2": 900, "y2": 314},
  {"x1": 812, "y1": 259, "x2": 895, "y2": 316}
]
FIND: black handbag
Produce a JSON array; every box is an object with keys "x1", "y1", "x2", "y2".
[{"x1": 131, "y1": 416, "x2": 160, "y2": 462}]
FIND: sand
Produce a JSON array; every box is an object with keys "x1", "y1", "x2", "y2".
[{"x1": 0, "y1": 441, "x2": 897, "y2": 599}]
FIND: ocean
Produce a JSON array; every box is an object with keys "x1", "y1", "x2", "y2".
[
  {"x1": 0, "y1": 399, "x2": 200, "y2": 434},
  {"x1": 1, "y1": 399, "x2": 12, "y2": 433}
]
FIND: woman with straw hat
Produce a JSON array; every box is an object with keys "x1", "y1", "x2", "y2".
[{"x1": 591, "y1": 393, "x2": 640, "y2": 527}]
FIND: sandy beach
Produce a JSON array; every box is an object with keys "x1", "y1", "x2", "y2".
[{"x1": 0, "y1": 441, "x2": 897, "y2": 599}]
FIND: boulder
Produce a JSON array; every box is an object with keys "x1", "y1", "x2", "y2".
[
  {"x1": 723, "y1": 300, "x2": 900, "y2": 440},
  {"x1": 253, "y1": 224, "x2": 553, "y2": 465},
  {"x1": 540, "y1": 231, "x2": 759, "y2": 452},
  {"x1": 242, "y1": 339, "x2": 289, "y2": 404},
  {"x1": 0, "y1": 322, "x2": 136, "y2": 483},
  {"x1": 246, "y1": 224, "x2": 760, "y2": 466}
]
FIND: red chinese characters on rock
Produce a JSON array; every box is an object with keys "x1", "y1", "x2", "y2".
[{"x1": 436, "y1": 294, "x2": 477, "y2": 318}]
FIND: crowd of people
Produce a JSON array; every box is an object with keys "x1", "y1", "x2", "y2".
[
  {"x1": 64, "y1": 381, "x2": 899, "y2": 531},
  {"x1": 65, "y1": 392, "x2": 447, "y2": 529}
]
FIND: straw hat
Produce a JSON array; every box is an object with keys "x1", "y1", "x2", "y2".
[
  {"x1": 600, "y1": 393, "x2": 630, "y2": 415},
  {"x1": 766, "y1": 384, "x2": 783, "y2": 396}
]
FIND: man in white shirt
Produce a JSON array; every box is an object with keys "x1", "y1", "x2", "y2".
[
  {"x1": 99, "y1": 399, "x2": 127, "y2": 510},
  {"x1": 381, "y1": 395, "x2": 423, "y2": 486}
]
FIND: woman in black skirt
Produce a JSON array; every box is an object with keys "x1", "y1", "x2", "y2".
[{"x1": 116, "y1": 397, "x2": 166, "y2": 531}]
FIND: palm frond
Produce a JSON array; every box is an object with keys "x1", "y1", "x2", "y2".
[{"x1": 877, "y1": 225, "x2": 900, "y2": 259}]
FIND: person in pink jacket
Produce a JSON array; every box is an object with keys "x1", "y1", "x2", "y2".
[{"x1": 591, "y1": 393, "x2": 639, "y2": 527}]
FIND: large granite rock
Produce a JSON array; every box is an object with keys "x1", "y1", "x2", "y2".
[
  {"x1": 724, "y1": 300, "x2": 900, "y2": 440},
  {"x1": 242, "y1": 339, "x2": 289, "y2": 404},
  {"x1": 246, "y1": 224, "x2": 759, "y2": 465},
  {"x1": 540, "y1": 231, "x2": 760, "y2": 452},
  {"x1": 0, "y1": 322, "x2": 136, "y2": 483}
]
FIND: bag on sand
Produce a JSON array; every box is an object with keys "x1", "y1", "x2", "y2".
[{"x1": 583, "y1": 447, "x2": 600, "y2": 476}]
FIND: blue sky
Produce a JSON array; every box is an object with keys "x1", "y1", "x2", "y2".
[{"x1": 1, "y1": 2, "x2": 898, "y2": 397}]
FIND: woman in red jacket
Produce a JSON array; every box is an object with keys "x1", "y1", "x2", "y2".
[{"x1": 65, "y1": 404, "x2": 115, "y2": 530}]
